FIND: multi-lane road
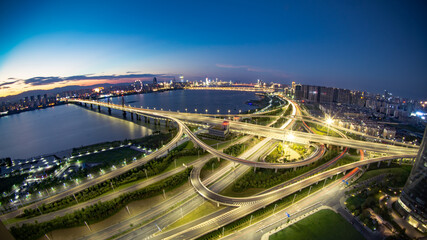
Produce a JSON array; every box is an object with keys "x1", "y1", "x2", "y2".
[
  {"x1": 3, "y1": 94, "x2": 418, "y2": 240},
  {"x1": 67, "y1": 99, "x2": 418, "y2": 156}
]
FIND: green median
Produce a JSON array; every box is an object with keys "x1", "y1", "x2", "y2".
[
  {"x1": 18, "y1": 141, "x2": 201, "y2": 219},
  {"x1": 10, "y1": 167, "x2": 193, "y2": 240}
]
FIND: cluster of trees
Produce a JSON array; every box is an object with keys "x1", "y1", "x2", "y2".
[
  {"x1": 247, "y1": 117, "x2": 272, "y2": 126},
  {"x1": 270, "y1": 96, "x2": 286, "y2": 109},
  {"x1": 72, "y1": 131, "x2": 176, "y2": 156},
  {"x1": 130, "y1": 130, "x2": 176, "y2": 149},
  {"x1": 264, "y1": 108, "x2": 283, "y2": 116},
  {"x1": 0, "y1": 174, "x2": 28, "y2": 195},
  {"x1": 0, "y1": 157, "x2": 12, "y2": 167},
  {"x1": 346, "y1": 170, "x2": 410, "y2": 238},
  {"x1": 265, "y1": 144, "x2": 284, "y2": 163},
  {"x1": 223, "y1": 143, "x2": 246, "y2": 157},
  {"x1": 26, "y1": 131, "x2": 178, "y2": 203},
  {"x1": 233, "y1": 150, "x2": 338, "y2": 192},
  {"x1": 271, "y1": 117, "x2": 288, "y2": 128},
  {"x1": 290, "y1": 143, "x2": 308, "y2": 156},
  {"x1": 202, "y1": 158, "x2": 223, "y2": 171},
  {"x1": 283, "y1": 104, "x2": 293, "y2": 116},
  {"x1": 10, "y1": 168, "x2": 192, "y2": 240},
  {"x1": 19, "y1": 141, "x2": 199, "y2": 219},
  {"x1": 346, "y1": 187, "x2": 381, "y2": 230}
]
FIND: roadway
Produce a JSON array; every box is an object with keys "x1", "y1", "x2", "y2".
[
  {"x1": 66, "y1": 99, "x2": 418, "y2": 156},
  {"x1": 1, "y1": 124, "x2": 184, "y2": 220},
  {"x1": 21, "y1": 97, "x2": 415, "y2": 239}
]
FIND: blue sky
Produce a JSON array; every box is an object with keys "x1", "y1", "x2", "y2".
[{"x1": 0, "y1": 0, "x2": 426, "y2": 98}]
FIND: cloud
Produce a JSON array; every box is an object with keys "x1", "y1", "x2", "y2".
[
  {"x1": 0, "y1": 81, "x2": 19, "y2": 87},
  {"x1": 21, "y1": 73, "x2": 175, "y2": 86},
  {"x1": 24, "y1": 77, "x2": 63, "y2": 86}
]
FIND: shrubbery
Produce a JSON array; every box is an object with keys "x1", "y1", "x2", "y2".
[
  {"x1": 11, "y1": 168, "x2": 192, "y2": 240},
  {"x1": 18, "y1": 141, "x2": 200, "y2": 219},
  {"x1": 232, "y1": 150, "x2": 338, "y2": 192}
]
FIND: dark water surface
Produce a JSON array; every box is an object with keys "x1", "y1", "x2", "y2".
[{"x1": 0, "y1": 90, "x2": 257, "y2": 159}]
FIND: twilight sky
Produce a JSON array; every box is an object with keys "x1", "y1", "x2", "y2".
[{"x1": 0, "y1": 0, "x2": 426, "y2": 99}]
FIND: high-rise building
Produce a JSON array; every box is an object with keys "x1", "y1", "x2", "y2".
[
  {"x1": 336, "y1": 89, "x2": 351, "y2": 104},
  {"x1": 307, "y1": 85, "x2": 319, "y2": 102},
  {"x1": 153, "y1": 77, "x2": 158, "y2": 85},
  {"x1": 318, "y1": 86, "x2": 334, "y2": 103},
  {"x1": 294, "y1": 84, "x2": 303, "y2": 100},
  {"x1": 397, "y1": 127, "x2": 427, "y2": 232},
  {"x1": 291, "y1": 81, "x2": 296, "y2": 90}
]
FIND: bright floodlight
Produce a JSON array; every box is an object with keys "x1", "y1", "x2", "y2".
[
  {"x1": 286, "y1": 133, "x2": 295, "y2": 142},
  {"x1": 326, "y1": 117, "x2": 334, "y2": 125}
]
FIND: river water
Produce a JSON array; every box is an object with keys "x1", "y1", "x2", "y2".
[{"x1": 0, "y1": 90, "x2": 258, "y2": 159}]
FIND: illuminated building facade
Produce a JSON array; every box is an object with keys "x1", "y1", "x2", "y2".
[{"x1": 398, "y1": 127, "x2": 427, "y2": 232}]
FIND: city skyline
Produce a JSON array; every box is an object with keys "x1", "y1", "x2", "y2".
[{"x1": 1, "y1": 0, "x2": 427, "y2": 99}]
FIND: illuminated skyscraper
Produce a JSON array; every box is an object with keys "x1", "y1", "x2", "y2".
[
  {"x1": 398, "y1": 127, "x2": 427, "y2": 232},
  {"x1": 153, "y1": 77, "x2": 158, "y2": 85}
]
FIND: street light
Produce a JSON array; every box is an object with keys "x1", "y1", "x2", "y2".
[
  {"x1": 325, "y1": 117, "x2": 334, "y2": 136},
  {"x1": 286, "y1": 133, "x2": 295, "y2": 142}
]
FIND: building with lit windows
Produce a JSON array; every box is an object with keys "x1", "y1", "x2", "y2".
[{"x1": 397, "y1": 127, "x2": 427, "y2": 232}]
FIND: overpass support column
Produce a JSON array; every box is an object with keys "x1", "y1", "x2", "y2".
[
  {"x1": 399, "y1": 158, "x2": 402, "y2": 165},
  {"x1": 388, "y1": 159, "x2": 392, "y2": 167},
  {"x1": 84, "y1": 103, "x2": 87, "y2": 107},
  {"x1": 367, "y1": 163, "x2": 370, "y2": 169},
  {"x1": 130, "y1": 112, "x2": 134, "y2": 120},
  {"x1": 253, "y1": 167, "x2": 256, "y2": 173},
  {"x1": 90, "y1": 104, "x2": 93, "y2": 109},
  {"x1": 377, "y1": 161, "x2": 381, "y2": 168},
  {"x1": 293, "y1": 167, "x2": 296, "y2": 171},
  {"x1": 275, "y1": 168, "x2": 278, "y2": 173},
  {"x1": 108, "y1": 108, "x2": 111, "y2": 115},
  {"x1": 98, "y1": 105, "x2": 101, "y2": 112},
  {"x1": 122, "y1": 111, "x2": 127, "y2": 117}
]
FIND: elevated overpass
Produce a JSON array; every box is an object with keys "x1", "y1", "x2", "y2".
[
  {"x1": 190, "y1": 154, "x2": 416, "y2": 206},
  {"x1": 65, "y1": 99, "x2": 418, "y2": 156}
]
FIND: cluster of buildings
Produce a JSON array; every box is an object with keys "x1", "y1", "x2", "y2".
[
  {"x1": 0, "y1": 77, "x2": 188, "y2": 117},
  {"x1": 0, "y1": 94, "x2": 59, "y2": 116},
  {"x1": 288, "y1": 83, "x2": 418, "y2": 120},
  {"x1": 318, "y1": 104, "x2": 397, "y2": 139},
  {"x1": 283, "y1": 82, "x2": 427, "y2": 141}
]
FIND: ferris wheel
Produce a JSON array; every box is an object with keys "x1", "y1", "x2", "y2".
[{"x1": 134, "y1": 80, "x2": 143, "y2": 92}]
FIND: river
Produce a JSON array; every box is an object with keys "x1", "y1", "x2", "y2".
[{"x1": 0, "y1": 90, "x2": 258, "y2": 159}]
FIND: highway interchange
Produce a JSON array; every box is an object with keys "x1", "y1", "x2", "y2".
[{"x1": 2, "y1": 92, "x2": 419, "y2": 240}]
